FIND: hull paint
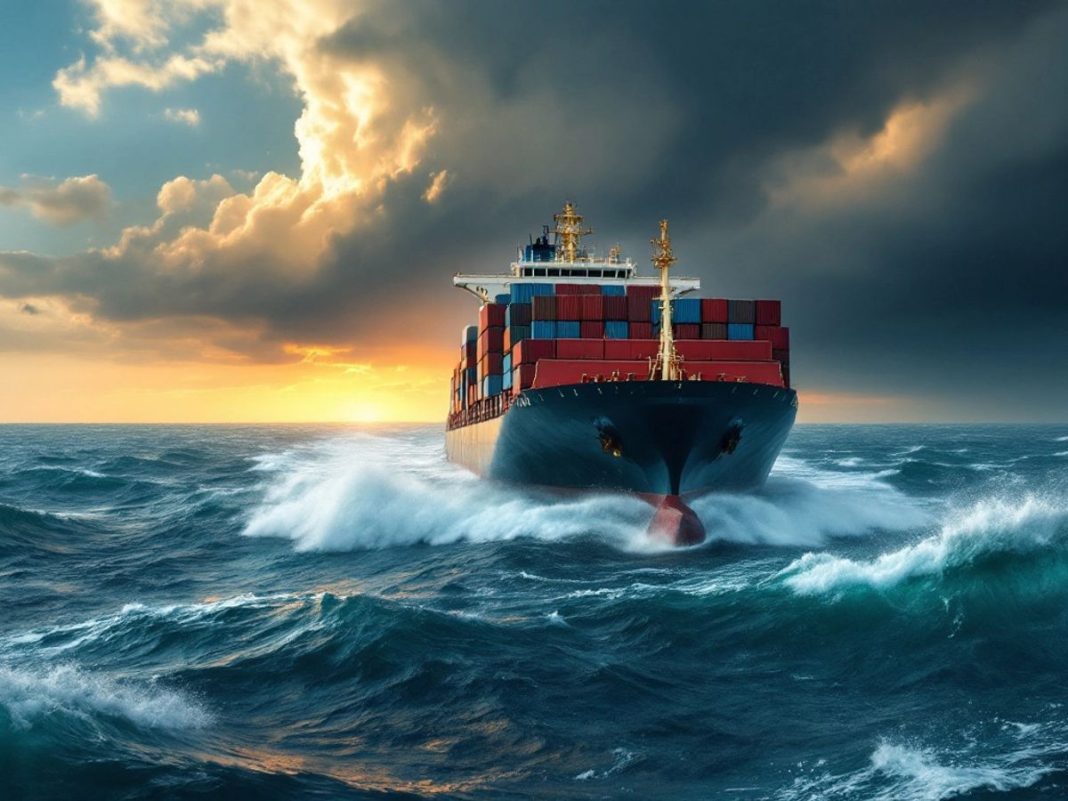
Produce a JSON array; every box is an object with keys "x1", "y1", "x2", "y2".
[{"x1": 446, "y1": 381, "x2": 797, "y2": 497}]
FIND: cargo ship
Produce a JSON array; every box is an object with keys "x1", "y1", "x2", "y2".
[{"x1": 445, "y1": 203, "x2": 797, "y2": 545}]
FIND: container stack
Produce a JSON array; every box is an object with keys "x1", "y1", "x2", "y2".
[{"x1": 448, "y1": 285, "x2": 791, "y2": 419}]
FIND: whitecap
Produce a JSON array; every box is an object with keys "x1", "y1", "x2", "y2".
[{"x1": 0, "y1": 663, "x2": 211, "y2": 732}]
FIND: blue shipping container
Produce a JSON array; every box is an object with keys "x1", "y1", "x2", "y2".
[
  {"x1": 674, "y1": 298, "x2": 701, "y2": 324},
  {"x1": 727, "y1": 323, "x2": 755, "y2": 340},
  {"x1": 483, "y1": 375, "x2": 503, "y2": 396},
  {"x1": 502, "y1": 370, "x2": 513, "y2": 391},
  {"x1": 532, "y1": 321, "x2": 556, "y2": 339},
  {"x1": 463, "y1": 325, "x2": 478, "y2": 344},
  {"x1": 602, "y1": 285, "x2": 626, "y2": 296},
  {"x1": 605, "y1": 321, "x2": 629, "y2": 339},
  {"x1": 556, "y1": 321, "x2": 580, "y2": 338},
  {"x1": 494, "y1": 293, "x2": 510, "y2": 305},
  {"x1": 509, "y1": 283, "x2": 555, "y2": 303},
  {"x1": 503, "y1": 353, "x2": 512, "y2": 374}
]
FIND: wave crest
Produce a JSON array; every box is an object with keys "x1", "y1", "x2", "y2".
[{"x1": 781, "y1": 494, "x2": 1067, "y2": 596}]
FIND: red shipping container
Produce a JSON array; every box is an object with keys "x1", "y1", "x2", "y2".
[
  {"x1": 755, "y1": 300, "x2": 782, "y2": 326},
  {"x1": 555, "y1": 284, "x2": 584, "y2": 295},
  {"x1": 467, "y1": 384, "x2": 477, "y2": 405},
  {"x1": 556, "y1": 338, "x2": 604, "y2": 359},
  {"x1": 508, "y1": 303, "x2": 532, "y2": 326},
  {"x1": 514, "y1": 363, "x2": 536, "y2": 389},
  {"x1": 701, "y1": 323, "x2": 728, "y2": 339},
  {"x1": 630, "y1": 322, "x2": 653, "y2": 339},
  {"x1": 533, "y1": 360, "x2": 651, "y2": 388},
  {"x1": 627, "y1": 285, "x2": 660, "y2": 301},
  {"x1": 682, "y1": 360, "x2": 784, "y2": 387},
  {"x1": 463, "y1": 340, "x2": 477, "y2": 364},
  {"x1": 532, "y1": 295, "x2": 556, "y2": 321},
  {"x1": 604, "y1": 340, "x2": 632, "y2": 359},
  {"x1": 580, "y1": 295, "x2": 604, "y2": 320},
  {"x1": 674, "y1": 324, "x2": 700, "y2": 339},
  {"x1": 755, "y1": 325, "x2": 790, "y2": 350},
  {"x1": 478, "y1": 352, "x2": 503, "y2": 379},
  {"x1": 556, "y1": 295, "x2": 582, "y2": 321},
  {"x1": 701, "y1": 298, "x2": 729, "y2": 323},
  {"x1": 477, "y1": 326, "x2": 504, "y2": 362},
  {"x1": 773, "y1": 348, "x2": 790, "y2": 365},
  {"x1": 628, "y1": 296, "x2": 652, "y2": 322},
  {"x1": 580, "y1": 320, "x2": 605, "y2": 338},
  {"x1": 513, "y1": 339, "x2": 556, "y2": 364},
  {"x1": 603, "y1": 295, "x2": 628, "y2": 320},
  {"x1": 676, "y1": 340, "x2": 773, "y2": 360},
  {"x1": 479, "y1": 303, "x2": 506, "y2": 329}
]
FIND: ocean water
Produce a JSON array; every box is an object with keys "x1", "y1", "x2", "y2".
[{"x1": 2, "y1": 424, "x2": 1067, "y2": 800}]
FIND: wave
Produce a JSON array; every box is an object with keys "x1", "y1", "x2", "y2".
[
  {"x1": 243, "y1": 437, "x2": 929, "y2": 552},
  {"x1": 781, "y1": 494, "x2": 1067, "y2": 596},
  {"x1": 781, "y1": 737, "x2": 1054, "y2": 800},
  {"x1": 0, "y1": 663, "x2": 211, "y2": 732}
]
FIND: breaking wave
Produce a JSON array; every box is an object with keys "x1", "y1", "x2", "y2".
[
  {"x1": 781, "y1": 494, "x2": 1067, "y2": 596},
  {"x1": 0, "y1": 663, "x2": 211, "y2": 732}
]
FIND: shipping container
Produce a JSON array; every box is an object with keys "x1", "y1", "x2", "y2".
[
  {"x1": 674, "y1": 298, "x2": 701, "y2": 324},
  {"x1": 630, "y1": 322, "x2": 653, "y2": 339},
  {"x1": 755, "y1": 300, "x2": 781, "y2": 326},
  {"x1": 602, "y1": 285, "x2": 626, "y2": 296},
  {"x1": 755, "y1": 325, "x2": 790, "y2": 350},
  {"x1": 580, "y1": 320, "x2": 605, "y2": 338},
  {"x1": 625, "y1": 339, "x2": 660, "y2": 359},
  {"x1": 626, "y1": 285, "x2": 660, "y2": 301},
  {"x1": 701, "y1": 322, "x2": 728, "y2": 339},
  {"x1": 701, "y1": 298, "x2": 729, "y2": 324},
  {"x1": 513, "y1": 339, "x2": 556, "y2": 364},
  {"x1": 532, "y1": 295, "x2": 556, "y2": 321},
  {"x1": 628, "y1": 295, "x2": 653, "y2": 322},
  {"x1": 502, "y1": 369, "x2": 513, "y2": 391},
  {"x1": 480, "y1": 303, "x2": 506, "y2": 329},
  {"x1": 506, "y1": 302, "x2": 532, "y2": 327},
  {"x1": 556, "y1": 339, "x2": 605, "y2": 359},
  {"x1": 494, "y1": 293, "x2": 510, "y2": 305},
  {"x1": 555, "y1": 284, "x2": 585, "y2": 295},
  {"x1": 461, "y1": 340, "x2": 477, "y2": 366},
  {"x1": 675, "y1": 340, "x2": 773, "y2": 360},
  {"x1": 772, "y1": 348, "x2": 790, "y2": 365},
  {"x1": 483, "y1": 375, "x2": 503, "y2": 397},
  {"x1": 580, "y1": 294, "x2": 604, "y2": 320},
  {"x1": 531, "y1": 320, "x2": 556, "y2": 339},
  {"x1": 477, "y1": 326, "x2": 504, "y2": 361},
  {"x1": 674, "y1": 323, "x2": 700, "y2": 339},
  {"x1": 462, "y1": 324, "x2": 478, "y2": 344},
  {"x1": 514, "y1": 363, "x2": 536, "y2": 390},
  {"x1": 603, "y1": 295, "x2": 628, "y2": 320},
  {"x1": 503, "y1": 353, "x2": 512, "y2": 374},
  {"x1": 504, "y1": 325, "x2": 530, "y2": 351},
  {"x1": 727, "y1": 323, "x2": 755, "y2": 340},
  {"x1": 727, "y1": 299, "x2": 756, "y2": 324},
  {"x1": 509, "y1": 282, "x2": 554, "y2": 303},
  {"x1": 557, "y1": 320, "x2": 581, "y2": 338},
  {"x1": 556, "y1": 294, "x2": 582, "y2": 321},
  {"x1": 478, "y1": 352, "x2": 503, "y2": 379},
  {"x1": 605, "y1": 320, "x2": 629, "y2": 339}
]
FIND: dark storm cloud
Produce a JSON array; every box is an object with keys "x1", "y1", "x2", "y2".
[{"x1": 1, "y1": 0, "x2": 1065, "y2": 417}]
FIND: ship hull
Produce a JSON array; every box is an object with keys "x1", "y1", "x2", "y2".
[{"x1": 446, "y1": 381, "x2": 797, "y2": 496}]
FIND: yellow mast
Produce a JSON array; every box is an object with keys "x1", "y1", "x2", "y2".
[
  {"x1": 651, "y1": 219, "x2": 680, "y2": 381},
  {"x1": 553, "y1": 201, "x2": 592, "y2": 263}
]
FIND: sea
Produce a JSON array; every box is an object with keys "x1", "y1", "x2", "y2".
[{"x1": 1, "y1": 423, "x2": 1067, "y2": 800}]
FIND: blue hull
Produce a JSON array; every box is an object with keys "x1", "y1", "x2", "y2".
[{"x1": 480, "y1": 381, "x2": 797, "y2": 496}]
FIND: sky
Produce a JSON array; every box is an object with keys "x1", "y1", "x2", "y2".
[{"x1": 0, "y1": 0, "x2": 1065, "y2": 423}]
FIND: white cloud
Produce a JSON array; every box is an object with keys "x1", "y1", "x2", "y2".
[
  {"x1": 164, "y1": 107, "x2": 200, "y2": 126},
  {"x1": 0, "y1": 175, "x2": 112, "y2": 226}
]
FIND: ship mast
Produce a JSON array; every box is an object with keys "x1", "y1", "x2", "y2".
[
  {"x1": 651, "y1": 219, "x2": 681, "y2": 381},
  {"x1": 553, "y1": 201, "x2": 592, "y2": 263}
]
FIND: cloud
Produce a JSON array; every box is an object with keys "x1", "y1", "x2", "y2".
[
  {"x1": 422, "y1": 170, "x2": 448, "y2": 204},
  {"x1": 0, "y1": 174, "x2": 112, "y2": 226},
  {"x1": 164, "y1": 107, "x2": 200, "y2": 126}
]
